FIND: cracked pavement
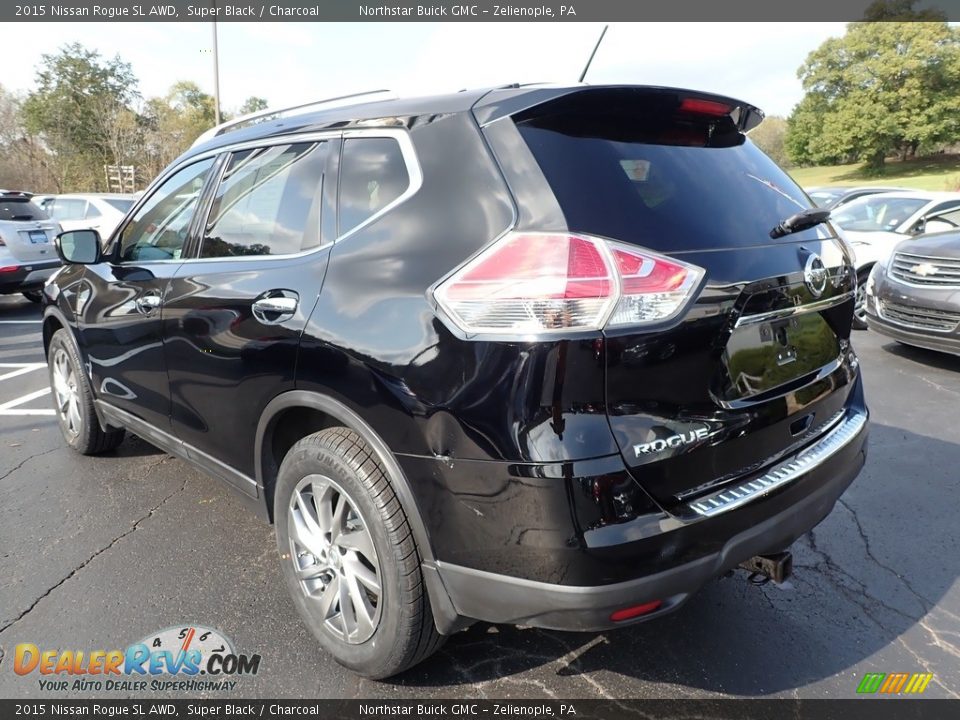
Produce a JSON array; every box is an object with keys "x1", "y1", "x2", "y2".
[{"x1": 1, "y1": 294, "x2": 958, "y2": 699}]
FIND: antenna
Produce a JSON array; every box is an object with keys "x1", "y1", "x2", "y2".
[{"x1": 579, "y1": 25, "x2": 609, "y2": 83}]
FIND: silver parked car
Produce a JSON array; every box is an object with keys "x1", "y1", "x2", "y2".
[
  {"x1": 0, "y1": 192, "x2": 62, "y2": 302},
  {"x1": 864, "y1": 229, "x2": 960, "y2": 357}
]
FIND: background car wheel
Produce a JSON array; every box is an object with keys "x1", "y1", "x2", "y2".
[
  {"x1": 47, "y1": 329, "x2": 125, "y2": 455},
  {"x1": 22, "y1": 290, "x2": 42, "y2": 303},
  {"x1": 852, "y1": 269, "x2": 870, "y2": 330},
  {"x1": 274, "y1": 426, "x2": 443, "y2": 679}
]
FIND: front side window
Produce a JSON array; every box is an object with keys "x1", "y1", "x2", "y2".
[
  {"x1": 338, "y1": 137, "x2": 409, "y2": 236},
  {"x1": 119, "y1": 159, "x2": 215, "y2": 262},
  {"x1": 200, "y1": 141, "x2": 328, "y2": 259}
]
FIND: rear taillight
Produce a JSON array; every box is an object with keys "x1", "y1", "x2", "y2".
[{"x1": 433, "y1": 232, "x2": 705, "y2": 335}]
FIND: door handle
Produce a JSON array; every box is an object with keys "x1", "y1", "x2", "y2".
[
  {"x1": 136, "y1": 294, "x2": 162, "y2": 314},
  {"x1": 252, "y1": 296, "x2": 298, "y2": 324}
]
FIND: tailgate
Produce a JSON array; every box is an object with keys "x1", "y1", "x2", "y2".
[{"x1": 0, "y1": 221, "x2": 59, "y2": 262}]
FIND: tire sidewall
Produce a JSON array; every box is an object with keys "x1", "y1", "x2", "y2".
[{"x1": 274, "y1": 440, "x2": 408, "y2": 675}]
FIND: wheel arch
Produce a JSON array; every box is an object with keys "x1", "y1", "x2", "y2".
[
  {"x1": 255, "y1": 390, "x2": 435, "y2": 564},
  {"x1": 256, "y1": 391, "x2": 467, "y2": 634}
]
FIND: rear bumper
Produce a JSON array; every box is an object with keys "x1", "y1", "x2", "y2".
[
  {"x1": 0, "y1": 260, "x2": 60, "y2": 294},
  {"x1": 430, "y1": 406, "x2": 868, "y2": 632}
]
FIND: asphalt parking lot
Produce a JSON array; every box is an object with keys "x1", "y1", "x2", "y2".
[{"x1": 0, "y1": 292, "x2": 958, "y2": 700}]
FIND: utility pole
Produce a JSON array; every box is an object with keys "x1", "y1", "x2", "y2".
[{"x1": 212, "y1": 17, "x2": 221, "y2": 124}]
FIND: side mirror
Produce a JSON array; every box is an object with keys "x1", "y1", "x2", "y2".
[
  {"x1": 909, "y1": 219, "x2": 926, "y2": 236},
  {"x1": 56, "y1": 229, "x2": 102, "y2": 265}
]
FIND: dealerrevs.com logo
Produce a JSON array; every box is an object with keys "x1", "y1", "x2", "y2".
[{"x1": 13, "y1": 625, "x2": 261, "y2": 693}]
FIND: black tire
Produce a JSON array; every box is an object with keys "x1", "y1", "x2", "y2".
[
  {"x1": 274, "y1": 427, "x2": 443, "y2": 679},
  {"x1": 852, "y1": 269, "x2": 870, "y2": 331},
  {"x1": 47, "y1": 329, "x2": 125, "y2": 455},
  {"x1": 22, "y1": 290, "x2": 43, "y2": 303}
]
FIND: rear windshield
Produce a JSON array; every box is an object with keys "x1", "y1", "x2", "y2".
[
  {"x1": 105, "y1": 198, "x2": 134, "y2": 213},
  {"x1": 0, "y1": 199, "x2": 48, "y2": 221},
  {"x1": 516, "y1": 115, "x2": 823, "y2": 252}
]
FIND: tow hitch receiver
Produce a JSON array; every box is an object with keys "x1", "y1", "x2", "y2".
[{"x1": 739, "y1": 551, "x2": 793, "y2": 584}]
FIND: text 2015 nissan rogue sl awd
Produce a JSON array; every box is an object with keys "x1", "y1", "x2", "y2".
[{"x1": 43, "y1": 85, "x2": 868, "y2": 678}]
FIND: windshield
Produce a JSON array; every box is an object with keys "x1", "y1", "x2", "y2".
[
  {"x1": 0, "y1": 199, "x2": 49, "y2": 221},
  {"x1": 831, "y1": 196, "x2": 927, "y2": 232}
]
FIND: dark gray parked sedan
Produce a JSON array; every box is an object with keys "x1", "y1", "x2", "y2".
[{"x1": 865, "y1": 230, "x2": 960, "y2": 356}]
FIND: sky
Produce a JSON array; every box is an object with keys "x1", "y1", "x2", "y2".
[{"x1": 1, "y1": 22, "x2": 848, "y2": 118}]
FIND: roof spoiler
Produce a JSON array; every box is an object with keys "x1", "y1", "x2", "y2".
[
  {"x1": 191, "y1": 89, "x2": 395, "y2": 148},
  {"x1": 473, "y1": 85, "x2": 765, "y2": 134}
]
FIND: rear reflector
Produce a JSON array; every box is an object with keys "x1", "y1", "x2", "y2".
[
  {"x1": 434, "y1": 232, "x2": 705, "y2": 336},
  {"x1": 610, "y1": 600, "x2": 663, "y2": 622}
]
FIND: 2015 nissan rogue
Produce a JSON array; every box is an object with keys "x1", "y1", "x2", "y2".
[{"x1": 42, "y1": 85, "x2": 869, "y2": 678}]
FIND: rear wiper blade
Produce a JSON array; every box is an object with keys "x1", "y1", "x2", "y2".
[
  {"x1": 11, "y1": 215, "x2": 36, "y2": 220},
  {"x1": 770, "y1": 207, "x2": 831, "y2": 239}
]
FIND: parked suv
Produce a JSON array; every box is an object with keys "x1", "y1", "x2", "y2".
[
  {"x1": 0, "y1": 191, "x2": 62, "y2": 302},
  {"x1": 43, "y1": 85, "x2": 868, "y2": 678}
]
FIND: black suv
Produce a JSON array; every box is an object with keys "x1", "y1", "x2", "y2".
[{"x1": 43, "y1": 85, "x2": 868, "y2": 678}]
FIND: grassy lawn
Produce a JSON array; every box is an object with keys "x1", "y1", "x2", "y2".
[{"x1": 788, "y1": 154, "x2": 960, "y2": 191}]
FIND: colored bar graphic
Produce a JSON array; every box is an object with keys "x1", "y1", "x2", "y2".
[{"x1": 857, "y1": 672, "x2": 933, "y2": 694}]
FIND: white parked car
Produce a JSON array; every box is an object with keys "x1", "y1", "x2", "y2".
[
  {"x1": 0, "y1": 192, "x2": 62, "y2": 302},
  {"x1": 829, "y1": 191, "x2": 960, "y2": 328},
  {"x1": 38, "y1": 193, "x2": 136, "y2": 241}
]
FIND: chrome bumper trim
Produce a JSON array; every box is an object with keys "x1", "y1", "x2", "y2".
[{"x1": 686, "y1": 409, "x2": 867, "y2": 518}]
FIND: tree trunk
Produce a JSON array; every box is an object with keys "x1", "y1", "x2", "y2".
[{"x1": 866, "y1": 149, "x2": 886, "y2": 173}]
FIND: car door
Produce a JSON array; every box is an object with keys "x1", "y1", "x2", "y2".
[
  {"x1": 162, "y1": 137, "x2": 338, "y2": 490},
  {"x1": 76, "y1": 158, "x2": 217, "y2": 431}
]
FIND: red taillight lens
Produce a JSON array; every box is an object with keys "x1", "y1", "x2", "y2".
[
  {"x1": 436, "y1": 233, "x2": 616, "y2": 334},
  {"x1": 678, "y1": 98, "x2": 732, "y2": 117},
  {"x1": 434, "y1": 232, "x2": 705, "y2": 335},
  {"x1": 610, "y1": 600, "x2": 663, "y2": 622},
  {"x1": 0, "y1": 265, "x2": 19, "y2": 273},
  {"x1": 606, "y1": 244, "x2": 704, "y2": 327}
]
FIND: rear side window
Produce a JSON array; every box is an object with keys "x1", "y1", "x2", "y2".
[
  {"x1": 51, "y1": 198, "x2": 87, "y2": 220},
  {"x1": 105, "y1": 198, "x2": 134, "y2": 213},
  {"x1": 201, "y1": 141, "x2": 328, "y2": 258},
  {"x1": 516, "y1": 112, "x2": 821, "y2": 252},
  {"x1": 338, "y1": 137, "x2": 409, "y2": 235},
  {"x1": 0, "y1": 199, "x2": 48, "y2": 221}
]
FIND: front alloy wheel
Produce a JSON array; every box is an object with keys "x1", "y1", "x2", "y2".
[
  {"x1": 288, "y1": 475, "x2": 382, "y2": 644},
  {"x1": 51, "y1": 347, "x2": 82, "y2": 440}
]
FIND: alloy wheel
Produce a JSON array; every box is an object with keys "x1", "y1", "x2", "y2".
[
  {"x1": 287, "y1": 474, "x2": 382, "y2": 644},
  {"x1": 51, "y1": 348, "x2": 82, "y2": 439}
]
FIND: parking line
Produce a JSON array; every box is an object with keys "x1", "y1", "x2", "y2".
[
  {"x1": 0, "y1": 363, "x2": 47, "y2": 382},
  {"x1": 0, "y1": 320, "x2": 42, "y2": 324},
  {"x1": 0, "y1": 387, "x2": 54, "y2": 416}
]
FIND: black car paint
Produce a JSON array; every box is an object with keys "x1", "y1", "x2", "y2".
[{"x1": 43, "y1": 85, "x2": 867, "y2": 631}]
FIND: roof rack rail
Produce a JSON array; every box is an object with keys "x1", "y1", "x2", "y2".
[{"x1": 191, "y1": 89, "x2": 395, "y2": 148}]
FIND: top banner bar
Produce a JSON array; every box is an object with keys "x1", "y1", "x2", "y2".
[{"x1": 4, "y1": 0, "x2": 960, "y2": 22}]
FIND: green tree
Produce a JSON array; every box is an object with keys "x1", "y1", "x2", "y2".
[
  {"x1": 141, "y1": 81, "x2": 218, "y2": 178},
  {"x1": 786, "y1": 14, "x2": 960, "y2": 170},
  {"x1": 21, "y1": 43, "x2": 139, "y2": 190},
  {"x1": 749, "y1": 116, "x2": 791, "y2": 168},
  {"x1": 238, "y1": 96, "x2": 269, "y2": 115}
]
